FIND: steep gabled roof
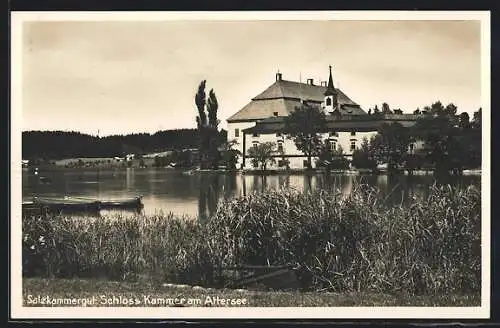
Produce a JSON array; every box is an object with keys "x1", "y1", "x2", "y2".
[
  {"x1": 226, "y1": 98, "x2": 298, "y2": 122},
  {"x1": 252, "y1": 79, "x2": 357, "y2": 105},
  {"x1": 227, "y1": 79, "x2": 363, "y2": 122}
]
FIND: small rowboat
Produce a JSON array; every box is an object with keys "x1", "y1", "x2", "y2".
[
  {"x1": 70, "y1": 196, "x2": 143, "y2": 210},
  {"x1": 22, "y1": 201, "x2": 50, "y2": 215},
  {"x1": 101, "y1": 197, "x2": 143, "y2": 210},
  {"x1": 31, "y1": 196, "x2": 101, "y2": 213}
]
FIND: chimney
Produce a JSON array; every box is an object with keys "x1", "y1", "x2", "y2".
[
  {"x1": 276, "y1": 72, "x2": 282, "y2": 81},
  {"x1": 307, "y1": 78, "x2": 314, "y2": 85}
]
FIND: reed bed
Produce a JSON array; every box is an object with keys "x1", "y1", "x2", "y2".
[{"x1": 22, "y1": 183, "x2": 481, "y2": 295}]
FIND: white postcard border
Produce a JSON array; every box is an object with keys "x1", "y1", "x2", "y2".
[{"x1": 10, "y1": 10, "x2": 491, "y2": 319}]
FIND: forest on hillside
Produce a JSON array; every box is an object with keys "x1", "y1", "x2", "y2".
[{"x1": 22, "y1": 129, "x2": 227, "y2": 160}]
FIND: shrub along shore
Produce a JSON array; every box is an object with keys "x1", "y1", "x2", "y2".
[{"x1": 23, "y1": 184, "x2": 481, "y2": 298}]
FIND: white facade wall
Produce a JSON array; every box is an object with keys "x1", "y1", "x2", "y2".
[
  {"x1": 319, "y1": 131, "x2": 378, "y2": 157},
  {"x1": 243, "y1": 132, "x2": 300, "y2": 170},
  {"x1": 227, "y1": 121, "x2": 256, "y2": 166},
  {"x1": 241, "y1": 130, "x2": 380, "y2": 170},
  {"x1": 229, "y1": 122, "x2": 423, "y2": 170}
]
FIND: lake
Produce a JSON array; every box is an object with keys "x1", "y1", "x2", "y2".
[{"x1": 22, "y1": 168, "x2": 480, "y2": 220}]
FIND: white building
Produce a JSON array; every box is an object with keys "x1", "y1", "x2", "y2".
[{"x1": 226, "y1": 66, "x2": 420, "y2": 170}]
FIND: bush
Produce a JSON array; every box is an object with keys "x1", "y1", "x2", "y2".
[
  {"x1": 153, "y1": 156, "x2": 170, "y2": 168},
  {"x1": 352, "y1": 137, "x2": 377, "y2": 170},
  {"x1": 404, "y1": 154, "x2": 425, "y2": 171},
  {"x1": 316, "y1": 146, "x2": 349, "y2": 170},
  {"x1": 352, "y1": 149, "x2": 377, "y2": 170}
]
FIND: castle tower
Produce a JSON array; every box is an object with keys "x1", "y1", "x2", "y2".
[{"x1": 323, "y1": 65, "x2": 338, "y2": 113}]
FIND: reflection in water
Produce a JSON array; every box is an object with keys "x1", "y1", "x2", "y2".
[
  {"x1": 22, "y1": 168, "x2": 480, "y2": 221},
  {"x1": 198, "y1": 174, "x2": 223, "y2": 224},
  {"x1": 126, "y1": 168, "x2": 135, "y2": 190}
]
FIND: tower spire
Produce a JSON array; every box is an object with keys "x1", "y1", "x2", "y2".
[{"x1": 324, "y1": 65, "x2": 337, "y2": 96}]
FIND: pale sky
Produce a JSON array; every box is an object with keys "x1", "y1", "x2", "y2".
[{"x1": 22, "y1": 19, "x2": 482, "y2": 136}]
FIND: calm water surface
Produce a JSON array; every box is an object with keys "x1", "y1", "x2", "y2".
[{"x1": 22, "y1": 168, "x2": 480, "y2": 220}]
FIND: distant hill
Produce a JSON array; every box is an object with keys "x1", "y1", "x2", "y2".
[{"x1": 22, "y1": 129, "x2": 227, "y2": 160}]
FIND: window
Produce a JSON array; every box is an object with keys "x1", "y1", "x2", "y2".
[
  {"x1": 235, "y1": 128, "x2": 240, "y2": 138},
  {"x1": 252, "y1": 141, "x2": 259, "y2": 149},
  {"x1": 326, "y1": 98, "x2": 332, "y2": 106},
  {"x1": 326, "y1": 139, "x2": 336, "y2": 151},
  {"x1": 252, "y1": 133, "x2": 259, "y2": 137},
  {"x1": 409, "y1": 143, "x2": 415, "y2": 152},
  {"x1": 277, "y1": 142, "x2": 284, "y2": 153},
  {"x1": 276, "y1": 133, "x2": 282, "y2": 137},
  {"x1": 351, "y1": 131, "x2": 356, "y2": 136},
  {"x1": 303, "y1": 160, "x2": 310, "y2": 168},
  {"x1": 329, "y1": 132, "x2": 338, "y2": 137},
  {"x1": 350, "y1": 140, "x2": 356, "y2": 151},
  {"x1": 273, "y1": 111, "x2": 279, "y2": 117}
]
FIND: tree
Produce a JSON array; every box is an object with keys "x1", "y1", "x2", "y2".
[
  {"x1": 219, "y1": 139, "x2": 240, "y2": 170},
  {"x1": 430, "y1": 101, "x2": 445, "y2": 116},
  {"x1": 206, "y1": 89, "x2": 222, "y2": 167},
  {"x1": 194, "y1": 80, "x2": 224, "y2": 169},
  {"x1": 445, "y1": 103, "x2": 458, "y2": 116},
  {"x1": 284, "y1": 104, "x2": 327, "y2": 169},
  {"x1": 351, "y1": 137, "x2": 377, "y2": 170},
  {"x1": 471, "y1": 108, "x2": 482, "y2": 129},
  {"x1": 247, "y1": 142, "x2": 278, "y2": 171},
  {"x1": 459, "y1": 112, "x2": 471, "y2": 129},
  {"x1": 195, "y1": 80, "x2": 207, "y2": 128},
  {"x1": 403, "y1": 153, "x2": 424, "y2": 174},
  {"x1": 413, "y1": 108, "x2": 421, "y2": 115},
  {"x1": 317, "y1": 143, "x2": 349, "y2": 170},
  {"x1": 369, "y1": 122, "x2": 410, "y2": 172},
  {"x1": 207, "y1": 89, "x2": 219, "y2": 129},
  {"x1": 412, "y1": 110, "x2": 466, "y2": 175},
  {"x1": 381, "y1": 102, "x2": 392, "y2": 114}
]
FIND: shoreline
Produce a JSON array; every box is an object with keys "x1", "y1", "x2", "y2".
[{"x1": 23, "y1": 165, "x2": 482, "y2": 176}]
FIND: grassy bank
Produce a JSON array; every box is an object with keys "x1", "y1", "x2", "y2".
[
  {"x1": 23, "y1": 184, "x2": 481, "y2": 298},
  {"x1": 22, "y1": 278, "x2": 479, "y2": 307}
]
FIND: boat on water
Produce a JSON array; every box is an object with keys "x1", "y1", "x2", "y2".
[
  {"x1": 71, "y1": 196, "x2": 143, "y2": 210},
  {"x1": 101, "y1": 196, "x2": 143, "y2": 210},
  {"x1": 31, "y1": 196, "x2": 101, "y2": 213},
  {"x1": 24, "y1": 195, "x2": 143, "y2": 214}
]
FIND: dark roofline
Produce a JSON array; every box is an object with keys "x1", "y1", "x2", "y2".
[
  {"x1": 227, "y1": 118, "x2": 263, "y2": 123},
  {"x1": 252, "y1": 79, "x2": 358, "y2": 103},
  {"x1": 245, "y1": 113, "x2": 419, "y2": 124},
  {"x1": 243, "y1": 120, "x2": 418, "y2": 134},
  {"x1": 242, "y1": 114, "x2": 421, "y2": 133},
  {"x1": 250, "y1": 96, "x2": 324, "y2": 102}
]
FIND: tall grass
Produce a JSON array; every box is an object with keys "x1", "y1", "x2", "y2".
[
  {"x1": 23, "y1": 214, "x2": 214, "y2": 285},
  {"x1": 22, "y1": 183, "x2": 481, "y2": 295}
]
